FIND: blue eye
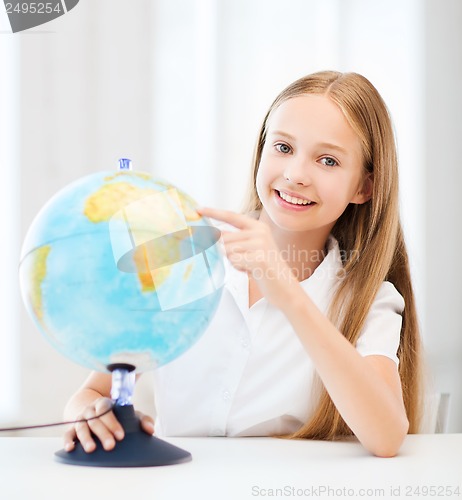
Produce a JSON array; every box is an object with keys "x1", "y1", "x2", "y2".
[
  {"x1": 320, "y1": 157, "x2": 338, "y2": 167},
  {"x1": 275, "y1": 143, "x2": 292, "y2": 154}
]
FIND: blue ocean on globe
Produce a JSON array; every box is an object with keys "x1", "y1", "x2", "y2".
[{"x1": 19, "y1": 167, "x2": 225, "y2": 373}]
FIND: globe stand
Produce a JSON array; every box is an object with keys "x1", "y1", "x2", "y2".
[{"x1": 54, "y1": 364, "x2": 192, "y2": 467}]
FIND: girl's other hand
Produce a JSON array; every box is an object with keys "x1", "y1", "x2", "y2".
[{"x1": 63, "y1": 397, "x2": 155, "y2": 453}]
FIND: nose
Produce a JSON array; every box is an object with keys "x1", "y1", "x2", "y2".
[{"x1": 283, "y1": 159, "x2": 312, "y2": 186}]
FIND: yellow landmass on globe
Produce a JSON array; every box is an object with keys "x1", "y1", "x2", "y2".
[
  {"x1": 84, "y1": 181, "x2": 201, "y2": 293},
  {"x1": 29, "y1": 245, "x2": 51, "y2": 325},
  {"x1": 183, "y1": 262, "x2": 194, "y2": 282},
  {"x1": 132, "y1": 244, "x2": 156, "y2": 293},
  {"x1": 84, "y1": 182, "x2": 154, "y2": 223},
  {"x1": 155, "y1": 180, "x2": 201, "y2": 222},
  {"x1": 84, "y1": 181, "x2": 201, "y2": 224}
]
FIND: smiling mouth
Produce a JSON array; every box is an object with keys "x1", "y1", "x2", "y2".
[{"x1": 276, "y1": 190, "x2": 315, "y2": 206}]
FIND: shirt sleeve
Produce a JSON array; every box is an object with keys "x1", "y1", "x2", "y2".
[{"x1": 354, "y1": 281, "x2": 404, "y2": 365}]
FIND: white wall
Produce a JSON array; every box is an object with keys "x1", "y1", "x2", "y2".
[
  {"x1": 424, "y1": 0, "x2": 462, "y2": 432},
  {"x1": 3, "y1": 0, "x2": 461, "y2": 434}
]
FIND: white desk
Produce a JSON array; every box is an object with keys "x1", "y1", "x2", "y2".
[{"x1": 0, "y1": 435, "x2": 461, "y2": 500}]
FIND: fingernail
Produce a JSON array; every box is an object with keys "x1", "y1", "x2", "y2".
[
  {"x1": 64, "y1": 442, "x2": 73, "y2": 452},
  {"x1": 84, "y1": 442, "x2": 94, "y2": 452},
  {"x1": 146, "y1": 422, "x2": 154, "y2": 433},
  {"x1": 115, "y1": 430, "x2": 124, "y2": 441},
  {"x1": 104, "y1": 439, "x2": 114, "y2": 449}
]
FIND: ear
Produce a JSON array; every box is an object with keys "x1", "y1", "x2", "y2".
[{"x1": 351, "y1": 174, "x2": 373, "y2": 205}]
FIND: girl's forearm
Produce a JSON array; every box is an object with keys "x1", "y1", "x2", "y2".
[{"x1": 280, "y1": 284, "x2": 409, "y2": 457}]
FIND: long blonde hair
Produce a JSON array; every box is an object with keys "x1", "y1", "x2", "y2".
[{"x1": 244, "y1": 71, "x2": 423, "y2": 439}]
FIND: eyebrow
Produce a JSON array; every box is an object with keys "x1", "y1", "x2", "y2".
[
  {"x1": 268, "y1": 130, "x2": 349, "y2": 155},
  {"x1": 268, "y1": 130, "x2": 296, "y2": 141},
  {"x1": 316, "y1": 142, "x2": 348, "y2": 155}
]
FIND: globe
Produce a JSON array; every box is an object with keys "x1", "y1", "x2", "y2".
[{"x1": 19, "y1": 161, "x2": 225, "y2": 375}]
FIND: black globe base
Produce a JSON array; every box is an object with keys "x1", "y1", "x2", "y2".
[{"x1": 54, "y1": 404, "x2": 192, "y2": 467}]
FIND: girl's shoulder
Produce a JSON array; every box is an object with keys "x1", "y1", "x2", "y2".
[
  {"x1": 355, "y1": 280, "x2": 405, "y2": 363},
  {"x1": 373, "y1": 280, "x2": 405, "y2": 313}
]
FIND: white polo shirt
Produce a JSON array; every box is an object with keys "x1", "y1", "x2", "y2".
[{"x1": 152, "y1": 235, "x2": 404, "y2": 437}]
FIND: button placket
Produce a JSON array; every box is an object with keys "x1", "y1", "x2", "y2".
[{"x1": 208, "y1": 322, "x2": 251, "y2": 436}]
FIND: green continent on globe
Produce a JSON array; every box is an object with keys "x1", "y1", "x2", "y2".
[
  {"x1": 83, "y1": 180, "x2": 202, "y2": 293},
  {"x1": 29, "y1": 245, "x2": 51, "y2": 325}
]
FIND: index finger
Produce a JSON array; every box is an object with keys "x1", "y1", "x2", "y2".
[{"x1": 197, "y1": 207, "x2": 256, "y2": 230}]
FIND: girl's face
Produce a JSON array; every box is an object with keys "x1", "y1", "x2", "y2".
[{"x1": 256, "y1": 94, "x2": 371, "y2": 236}]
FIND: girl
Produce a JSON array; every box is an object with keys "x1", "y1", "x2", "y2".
[{"x1": 63, "y1": 70, "x2": 422, "y2": 457}]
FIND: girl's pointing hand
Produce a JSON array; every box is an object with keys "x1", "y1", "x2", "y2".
[{"x1": 197, "y1": 207, "x2": 298, "y2": 307}]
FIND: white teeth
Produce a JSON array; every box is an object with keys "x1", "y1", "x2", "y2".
[{"x1": 278, "y1": 191, "x2": 312, "y2": 206}]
